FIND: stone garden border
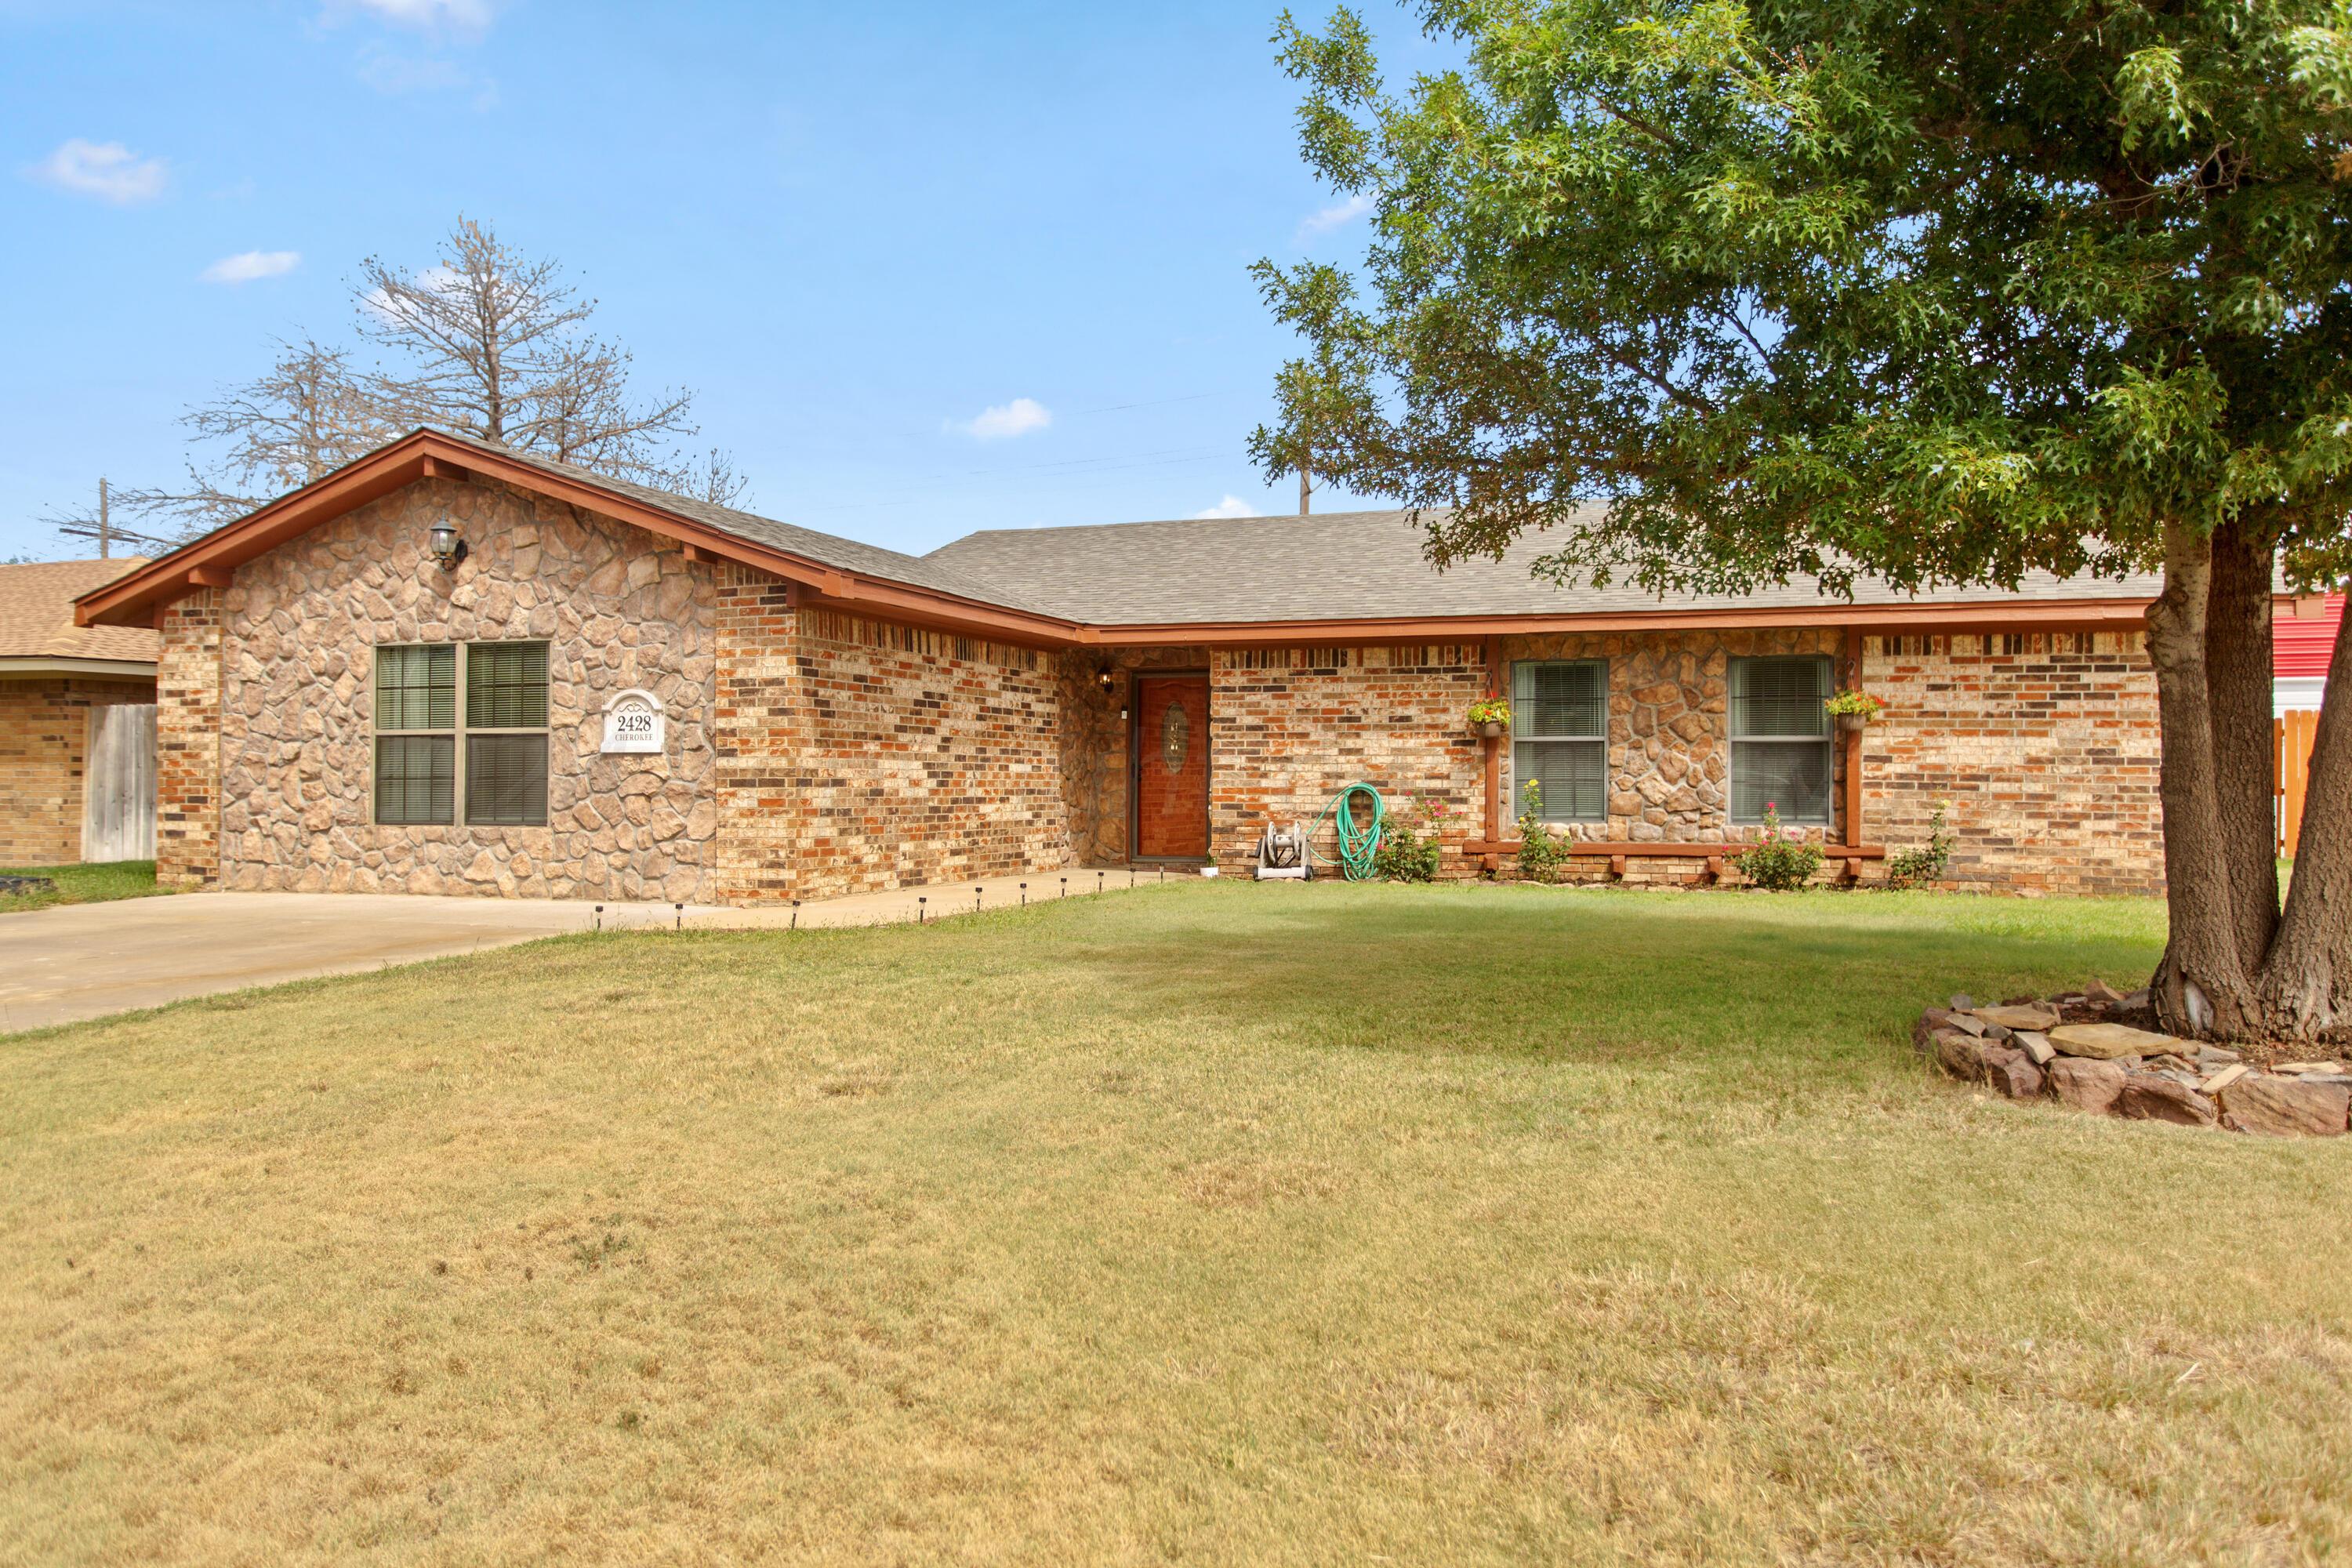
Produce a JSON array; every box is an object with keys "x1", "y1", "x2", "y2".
[{"x1": 1919, "y1": 982, "x2": 2351, "y2": 1137}]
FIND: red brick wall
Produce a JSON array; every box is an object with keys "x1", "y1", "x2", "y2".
[
  {"x1": 157, "y1": 591, "x2": 223, "y2": 888},
  {"x1": 713, "y1": 569, "x2": 1069, "y2": 902},
  {"x1": 1861, "y1": 630, "x2": 2162, "y2": 895},
  {"x1": 0, "y1": 676, "x2": 154, "y2": 866},
  {"x1": 1209, "y1": 644, "x2": 1489, "y2": 877}
]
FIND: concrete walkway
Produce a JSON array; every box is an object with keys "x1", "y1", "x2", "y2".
[{"x1": 0, "y1": 866, "x2": 1179, "y2": 1033}]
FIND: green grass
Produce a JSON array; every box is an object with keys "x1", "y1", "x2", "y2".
[
  {"x1": 4, "y1": 882, "x2": 2348, "y2": 1565},
  {"x1": 0, "y1": 859, "x2": 169, "y2": 914}
]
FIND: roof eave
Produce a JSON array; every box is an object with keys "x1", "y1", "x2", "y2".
[
  {"x1": 1072, "y1": 596, "x2": 2185, "y2": 648},
  {"x1": 0, "y1": 655, "x2": 158, "y2": 678}
]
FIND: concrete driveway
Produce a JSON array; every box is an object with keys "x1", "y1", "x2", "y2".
[
  {"x1": 0, "y1": 867, "x2": 1154, "y2": 1033},
  {"x1": 0, "y1": 892, "x2": 680, "y2": 1034}
]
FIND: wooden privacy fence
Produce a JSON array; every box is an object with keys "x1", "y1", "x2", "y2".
[{"x1": 2277, "y1": 709, "x2": 2319, "y2": 858}]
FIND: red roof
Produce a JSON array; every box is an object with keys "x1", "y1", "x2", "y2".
[{"x1": 2279, "y1": 593, "x2": 2343, "y2": 680}]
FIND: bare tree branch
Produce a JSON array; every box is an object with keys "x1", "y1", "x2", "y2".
[{"x1": 90, "y1": 215, "x2": 754, "y2": 544}]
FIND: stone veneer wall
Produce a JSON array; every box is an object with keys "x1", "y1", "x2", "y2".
[
  {"x1": 1494, "y1": 628, "x2": 1848, "y2": 886},
  {"x1": 157, "y1": 590, "x2": 223, "y2": 889},
  {"x1": 1208, "y1": 644, "x2": 1491, "y2": 877},
  {"x1": 713, "y1": 570, "x2": 1069, "y2": 902},
  {"x1": 1860, "y1": 630, "x2": 2162, "y2": 895},
  {"x1": 207, "y1": 477, "x2": 718, "y2": 898},
  {"x1": 0, "y1": 676, "x2": 154, "y2": 866}
]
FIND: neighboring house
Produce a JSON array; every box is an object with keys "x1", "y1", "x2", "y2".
[
  {"x1": 75, "y1": 429, "x2": 2273, "y2": 902},
  {"x1": 2, "y1": 557, "x2": 159, "y2": 866},
  {"x1": 2276, "y1": 591, "x2": 2341, "y2": 715}
]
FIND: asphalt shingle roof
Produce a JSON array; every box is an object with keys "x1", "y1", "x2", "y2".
[
  {"x1": 434, "y1": 432, "x2": 1069, "y2": 619},
  {"x1": 923, "y1": 509, "x2": 2165, "y2": 625},
  {"x1": 0, "y1": 559, "x2": 158, "y2": 663}
]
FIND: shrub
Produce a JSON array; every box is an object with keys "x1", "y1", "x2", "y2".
[
  {"x1": 1374, "y1": 797, "x2": 1445, "y2": 883},
  {"x1": 1885, "y1": 801, "x2": 1955, "y2": 890},
  {"x1": 1732, "y1": 803, "x2": 1824, "y2": 891},
  {"x1": 1514, "y1": 781, "x2": 1570, "y2": 884}
]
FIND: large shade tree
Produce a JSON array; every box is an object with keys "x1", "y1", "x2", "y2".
[{"x1": 1254, "y1": 0, "x2": 2352, "y2": 1041}]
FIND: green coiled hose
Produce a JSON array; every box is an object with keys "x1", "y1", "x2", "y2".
[{"x1": 1308, "y1": 782, "x2": 1388, "y2": 881}]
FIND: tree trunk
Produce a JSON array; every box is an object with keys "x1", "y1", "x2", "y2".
[
  {"x1": 2205, "y1": 515, "x2": 2281, "y2": 972},
  {"x1": 2146, "y1": 520, "x2": 2263, "y2": 1038},
  {"x1": 2254, "y1": 597, "x2": 2352, "y2": 1038}
]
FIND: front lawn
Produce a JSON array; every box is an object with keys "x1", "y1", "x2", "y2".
[
  {"x1": 0, "y1": 859, "x2": 169, "y2": 913},
  {"x1": 4, "y1": 884, "x2": 2347, "y2": 1564}
]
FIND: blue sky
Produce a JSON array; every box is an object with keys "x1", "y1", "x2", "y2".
[{"x1": 1, "y1": 0, "x2": 1436, "y2": 562}]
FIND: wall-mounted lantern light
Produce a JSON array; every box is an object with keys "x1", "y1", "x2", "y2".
[
  {"x1": 1095, "y1": 663, "x2": 1116, "y2": 695},
  {"x1": 427, "y1": 520, "x2": 469, "y2": 571}
]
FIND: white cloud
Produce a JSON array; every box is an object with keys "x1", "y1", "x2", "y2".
[
  {"x1": 329, "y1": 0, "x2": 493, "y2": 31},
  {"x1": 201, "y1": 249, "x2": 302, "y2": 285},
  {"x1": 27, "y1": 139, "x2": 168, "y2": 204},
  {"x1": 1296, "y1": 192, "x2": 1373, "y2": 243},
  {"x1": 358, "y1": 52, "x2": 499, "y2": 107},
  {"x1": 949, "y1": 397, "x2": 1052, "y2": 441},
  {"x1": 1192, "y1": 495, "x2": 1261, "y2": 520}
]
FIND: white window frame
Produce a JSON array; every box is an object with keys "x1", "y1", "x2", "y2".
[
  {"x1": 1727, "y1": 654, "x2": 1834, "y2": 826},
  {"x1": 1510, "y1": 658, "x2": 1610, "y2": 824}
]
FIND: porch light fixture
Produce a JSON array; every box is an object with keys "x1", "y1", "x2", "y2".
[
  {"x1": 427, "y1": 520, "x2": 468, "y2": 571},
  {"x1": 1095, "y1": 663, "x2": 1116, "y2": 695}
]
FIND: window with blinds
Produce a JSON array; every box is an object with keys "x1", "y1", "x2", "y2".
[
  {"x1": 372, "y1": 641, "x2": 550, "y2": 827},
  {"x1": 1729, "y1": 655, "x2": 1832, "y2": 824},
  {"x1": 1511, "y1": 659, "x2": 1608, "y2": 822}
]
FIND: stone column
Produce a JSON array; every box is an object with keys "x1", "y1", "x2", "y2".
[{"x1": 156, "y1": 589, "x2": 224, "y2": 889}]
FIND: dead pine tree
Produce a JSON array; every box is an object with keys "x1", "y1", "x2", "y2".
[{"x1": 354, "y1": 216, "x2": 702, "y2": 489}]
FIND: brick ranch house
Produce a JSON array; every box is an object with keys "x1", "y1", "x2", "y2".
[
  {"x1": 72, "y1": 428, "x2": 2315, "y2": 902},
  {"x1": 2, "y1": 557, "x2": 158, "y2": 866}
]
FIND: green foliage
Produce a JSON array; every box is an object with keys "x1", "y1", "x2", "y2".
[
  {"x1": 1886, "y1": 802, "x2": 1957, "y2": 891},
  {"x1": 1467, "y1": 693, "x2": 1513, "y2": 728},
  {"x1": 1733, "y1": 804, "x2": 1824, "y2": 891},
  {"x1": 1514, "y1": 779, "x2": 1570, "y2": 884},
  {"x1": 1372, "y1": 797, "x2": 1446, "y2": 882},
  {"x1": 1252, "y1": 0, "x2": 2352, "y2": 595},
  {"x1": 0, "y1": 860, "x2": 166, "y2": 913},
  {"x1": 1823, "y1": 688, "x2": 1883, "y2": 718}
]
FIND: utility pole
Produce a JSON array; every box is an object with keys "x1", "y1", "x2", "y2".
[{"x1": 97, "y1": 477, "x2": 109, "y2": 559}]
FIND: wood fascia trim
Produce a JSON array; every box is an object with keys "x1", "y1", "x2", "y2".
[{"x1": 1080, "y1": 601, "x2": 2162, "y2": 647}]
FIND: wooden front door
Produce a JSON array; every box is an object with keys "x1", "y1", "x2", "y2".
[{"x1": 1134, "y1": 674, "x2": 1210, "y2": 859}]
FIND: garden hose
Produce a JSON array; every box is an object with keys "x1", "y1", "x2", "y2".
[{"x1": 1309, "y1": 782, "x2": 1388, "y2": 881}]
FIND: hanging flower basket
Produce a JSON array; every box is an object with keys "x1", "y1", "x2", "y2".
[
  {"x1": 1467, "y1": 694, "x2": 1512, "y2": 739},
  {"x1": 1824, "y1": 688, "x2": 1883, "y2": 735}
]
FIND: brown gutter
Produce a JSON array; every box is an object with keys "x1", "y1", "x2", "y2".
[{"x1": 1069, "y1": 597, "x2": 2172, "y2": 648}]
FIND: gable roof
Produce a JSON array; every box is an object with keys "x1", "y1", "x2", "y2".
[
  {"x1": 73, "y1": 428, "x2": 1082, "y2": 646},
  {"x1": 460, "y1": 434, "x2": 1062, "y2": 617},
  {"x1": 77, "y1": 425, "x2": 2220, "y2": 648},
  {"x1": 927, "y1": 510, "x2": 2168, "y2": 626},
  {"x1": 1, "y1": 558, "x2": 158, "y2": 670}
]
